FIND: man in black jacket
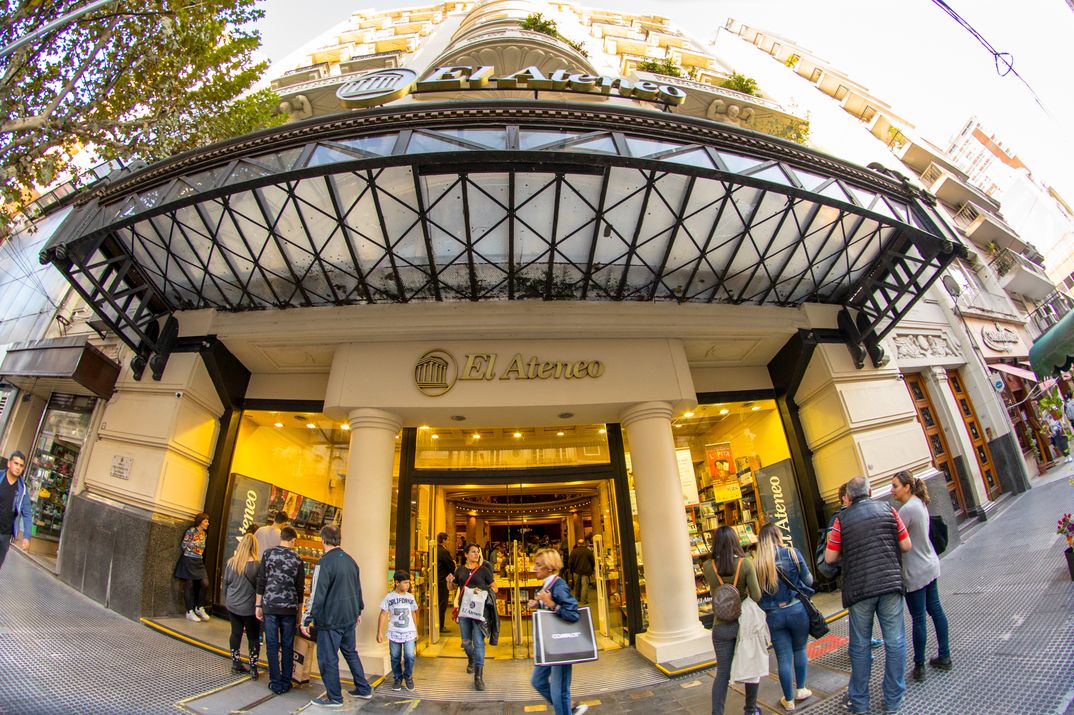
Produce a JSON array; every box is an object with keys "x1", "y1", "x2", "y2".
[
  {"x1": 256, "y1": 526, "x2": 305, "y2": 695},
  {"x1": 435, "y1": 532, "x2": 456, "y2": 633},
  {"x1": 568, "y1": 539, "x2": 595, "y2": 604},
  {"x1": 301, "y1": 524, "x2": 373, "y2": 707},
  {"x1": 824, "y1": 476, "x2": 912, "y2": 714}
]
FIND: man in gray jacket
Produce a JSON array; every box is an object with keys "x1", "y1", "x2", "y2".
[{"x1": 301, "y1": 524, "x2": 373, "y2": 707}]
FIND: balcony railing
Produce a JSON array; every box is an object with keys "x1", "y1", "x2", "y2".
[{"x1": 1028, "y1": 291, "x2": 1074, "y2": 337}]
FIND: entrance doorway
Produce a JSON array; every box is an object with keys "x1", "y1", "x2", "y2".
[{"x1": 395, "y1": 424, "x2": 639, "y2": 662}]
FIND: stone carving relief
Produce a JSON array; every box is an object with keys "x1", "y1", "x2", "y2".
[
  {"x1": 706, "y1": 99, "x2": 755, "y2": 126},
  {"x1": 278, "y1": 94, "x2": 313, "y2": 122},
  {"x1": 892, "y1": 333, "x2": 961, "y2": 360}
]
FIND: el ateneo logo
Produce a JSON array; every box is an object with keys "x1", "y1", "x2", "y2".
[{"x1": 414, "y1": 349, "x2": 604, "y2": 397}]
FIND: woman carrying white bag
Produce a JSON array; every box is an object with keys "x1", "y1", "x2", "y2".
[{"x1": 453, "y1": 543, "x2": 496, "y2": 691}]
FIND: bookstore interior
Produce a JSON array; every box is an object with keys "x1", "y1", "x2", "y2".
[{"x1": 222, "y1": 397, "x2": 804, "y2": 655}]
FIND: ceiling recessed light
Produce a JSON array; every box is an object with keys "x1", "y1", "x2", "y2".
[
  {"x1": 340, "y1": 423, "x2": 350, "y2": 430},
  {"x1": 306, "y1": 422, "x2": 316, "y2": 429},
  {"x1": 719, "y1": 408, "x2": 729, "y2": 415},
  {"x1": 558, "y1": 412, "x2": 574, "y2": 419},
  {"x1": 513, "y1": 432, "x2": 522, "y2": 439},
  {"x1": 598, "y1": 428, "x2": 606, "y2": 435},
  {"x1": 556, "y1": 431, "x2": 565, "y2": 437},
  {"x1": 683, "y1": 411, "x2": 694, "y2": 418},
  {"x1": 394, "y1": 434, "x2": 400, "y2": 439},
  {"x1": 431, "y1": 434, "x2": 440, "y2": 440},
  {"x1": 674, "y1": 423, "x2": 682, "y2": 428},
  {"x1": 472, "y1": 433, "x2": 481, "y2": 440},
  {"x1": 450, "y1": 415, "x2": 466, "y2": 421},
  {"x1": 273, "y1": 422, "x2": 284, "y2": 428},
  {"x1": 751, "y1": 405, "x2": 761, "y2": 411}
]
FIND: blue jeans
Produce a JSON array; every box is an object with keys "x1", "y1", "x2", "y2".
[
  {"x1": 531, "y1": 664, "x2": 573, "y2": 715},
  {"x1": 459, "y1": 616, "x2": 486, "y2": 667},
  {"x1": 905, "y1": 579, "x2": 950, "y2": 665},
  {"x1": 766, "y1": 600, "x2": 810, "y2": 701},
  {"x1": 316, "y1": 625, "x2": 371, "y2": 702},
  {"x1": 263, "y1": 613, "x2": 295, "y2": 692},
  {"x1": 848, "y1": 592, "x2": 906, "y2": 713},
  {"x1": 389, "y1": 639, "x2": 416, "y2": 680}
]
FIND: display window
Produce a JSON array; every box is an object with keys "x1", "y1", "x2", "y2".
[
  {"x1": 221, "y1": 409, "x2": 401, "y2": 604},
  {"x1": 28, "y1": 393, "x2": 96, "y2": 555},
  {"x1": 623, "y1": 398, "x2": 807, "y2": 627}
]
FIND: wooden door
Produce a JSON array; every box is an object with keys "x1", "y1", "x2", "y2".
[
  {"x1": 947, "y1": 369, "x2": 1003, "y2": 500},
  {"x1": 905, "y1": 373, "x2": 967, "y2": 516}
]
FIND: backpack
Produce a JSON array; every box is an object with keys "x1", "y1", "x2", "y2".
[
  {"x1": 706, "y1": 557, "x2": 743, "y2": 622},
  {"x1": 928, "y1": 515, "x2": 949, "y2": 555},
  {"x1": 815, "y1": 527, "x2": 841, "y2": 581}
]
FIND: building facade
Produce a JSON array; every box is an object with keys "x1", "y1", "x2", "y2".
[{"x1": 1, "y1": 1, "x2": 1039, "y2": 672}]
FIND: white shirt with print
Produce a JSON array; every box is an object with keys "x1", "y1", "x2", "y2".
[{"x1": 379, "y1": 591, "x2": 418, "y2": 642}]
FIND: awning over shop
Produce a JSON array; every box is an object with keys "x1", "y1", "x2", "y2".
[
  {"x1": 0, "y1": 336, "x2": 120, "y2": 399},
  {"x1": 1029, "y1": 309, "x2": 1074, "y2": 377},
  {"x1": 39, "y1": 100, "x2": 964, "y2": 375},
  {"x1": 989, "y1": 362, "x2": 1038, "y2": 382}
]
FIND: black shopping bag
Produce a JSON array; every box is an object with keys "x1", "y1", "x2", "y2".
[{"x1": 533, "y1": 606, "x2": 598, "y2": 666}]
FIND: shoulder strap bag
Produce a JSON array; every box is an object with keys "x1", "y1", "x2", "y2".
[
  {"x1": 452, "y1": 567, "x2": 480, "y2": 623},
  {"x1": 777, "y1": 554, "x2": 829, "y2": 640}
]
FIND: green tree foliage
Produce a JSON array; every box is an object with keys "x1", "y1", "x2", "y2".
[
  {"x1": 520, "y1": 12, "x2": 588, "y2": 58},
  {"x1": 635, "y1": 58, "x2": 684, "y2": 78},
  {"x1": 0, "y1": 0, "x2": 283, "y2": 228},
  {"x1": 720, "y1": 71, "x2": 759, "y2": 96}
]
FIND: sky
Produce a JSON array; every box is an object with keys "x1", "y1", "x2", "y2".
[{"x1": 253, "y1": 0, "x2": 1074, "y2": 204}]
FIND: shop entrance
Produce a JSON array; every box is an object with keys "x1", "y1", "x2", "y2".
[{"x1": 396, "y1": 425, "x2": 638, "y2": 661}]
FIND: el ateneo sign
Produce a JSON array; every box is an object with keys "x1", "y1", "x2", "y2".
[
  {"x1": 415, "y1": 348, "x2": 604, "y2": 397},
  {"x1": 336, "y1": 65, "x2": 688, "y2": 109}
]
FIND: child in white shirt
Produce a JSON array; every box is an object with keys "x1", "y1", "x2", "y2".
[{"x1": 378, "y1": 569, "x2": 419, "y2": 691}]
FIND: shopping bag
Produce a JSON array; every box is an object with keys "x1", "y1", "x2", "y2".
[
  {"x1": 533, "y1": 606, "x2": 598, "y2": 666},
  {"x1": 458, "y1": 586, "x2": 488, "y2": 621},
  {"x1": 292, "y1": 634, "x2": 317, "y2": 685}
]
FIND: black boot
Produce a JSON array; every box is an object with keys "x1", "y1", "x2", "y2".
[
  {"x1": 466, "y1": 653, "x2": 474, "y2": 674},
  {"x1": 249, "y1": 644, "x2": 260, "y2": 680},
  {"x1": 474, "y1": 665, "x2": 485, "y2": 691},
  {"x1": 231, "y1": 648, "x2": 249, "y2": 673}
]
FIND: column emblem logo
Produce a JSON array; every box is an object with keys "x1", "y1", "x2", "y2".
[
  {"x1": 336, "y1": 68, "x2": 419, "y2": 108},
  {"x1": 414, "y1": 349, "x2": 457, "y2": 397}
]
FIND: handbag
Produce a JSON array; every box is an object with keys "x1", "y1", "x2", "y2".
[
  {"x1": 453, "y1": 567, "x2": 480, "y2": 623},
  {"x1": 777, "y1": 551, "x2": 829, "y2": 640},
  {"x1": 533, "y1": 606, "x2": 598, "y2": 666}
]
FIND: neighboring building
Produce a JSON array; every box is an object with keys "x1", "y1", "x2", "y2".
[{"x1": 2, "y1": 2, "x2": 1036, "y2": 674}]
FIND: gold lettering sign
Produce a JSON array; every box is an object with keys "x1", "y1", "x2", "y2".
[
  {"x1": 340, "y1": 65, "x2": 687, "y2": 110},
  {"x1": 415, "y1": 349, "x2": 603, "y2": 395}
]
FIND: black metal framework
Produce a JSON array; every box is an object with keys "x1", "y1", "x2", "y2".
[{"x1": 41, "y1": 101, "x2": 964, "y2": 375}]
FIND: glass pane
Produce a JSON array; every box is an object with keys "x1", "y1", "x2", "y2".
[
  {"x1": 959, "y1": 398, "x2": 971, "y2": 417},
  {"x1": 921, "y1": 407, "x2": 935, "y2": 428},
  {"x1": 977, "y1": 445, "x2": 989, "y2": 464},
  {"x1": 414, "y1": 425, "x2": 610, "y2": 469},
  {"x1": 910, "y1": 383, "x2": 925, "y2": 401},
  {"x1": 930, "y1": 434, "x2": 946, "y2": 456},
  {"x1": 969, "y1": 421, "x2": 980, "y2": 440},
  {"x1": 28, "y1": 401, "x2": 95, "y2": 544},
  {"x1": 949, "y1": 374, "x2": 963, "y2": 393}
]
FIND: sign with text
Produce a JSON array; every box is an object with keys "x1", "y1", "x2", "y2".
[
  {"x1": 675, "y1": 448, "x2": 700, "y2": 506},
  {"x1": 754, "y1": 459, "x2": 809, "y2": 556},
  {"x1": 705, "y1": 442, "x2": 741, "y2": 502}
]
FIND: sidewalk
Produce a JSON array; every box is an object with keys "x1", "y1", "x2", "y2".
[{"x1": 1, "y1": 466, "x2": 1072, "y2": 714}]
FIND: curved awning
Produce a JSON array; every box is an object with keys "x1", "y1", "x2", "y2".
[
  {"x1": 40, "y1": 100, "x2": 964, "y2": 373},
  {"x1": 1030, "y1": 309, "x2": 1074, "y2": 377}
]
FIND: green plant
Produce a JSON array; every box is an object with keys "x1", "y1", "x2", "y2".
[
  {"x1": 520, "y1": 13, "x2": 588, "y2": 57},
  {"x1": 887, "y1": 125, "x2": 907, "y2": 150},
  {"x1": 720, "y1": 72, "x2": 758, "y2": 96},
  {"x1": 1058, "y1": 513, "x2": 1074, "y2": 548},
  {"x1": 1039, "y1": 395, "x2": 1064, "y2": 415},
  {"x1": 785, "y1": 54, "x2": 800, "y2": 67},
  {"x1": 751, "y1": 116, "x2": 810, "y2": 145},
  {"x1": 636, "y1": 58, "x2": 683, "y2": 78}
]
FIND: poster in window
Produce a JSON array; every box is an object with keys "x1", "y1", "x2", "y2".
[
  {"x1": 705, "y1": 442, "x2": 742, "y2": 502},
  {"x1": 675, "y1": 448, "x2": 700, "y2": 506}
]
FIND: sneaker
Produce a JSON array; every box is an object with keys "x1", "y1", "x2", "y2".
[
  {"x1": 882, "y1": 705, "x2": 900, "y2": 714},
  {"x1": 870, "y1": 638, "x2": 884, "y2": 649},
  {"x1": 348, "y1": 686, "x2": 373, "y2": 699},
  {"x1": 310, "y1": 696, "x2": 343, "y2": 708},
  {"x1": 404, "y1": 678, "x2": 415, "y2": 691},
  {"x1": 929, "y1": 656, "x2": 953, "y2": 670},
  {"x1": 391, "y1": 678, "x2": 402, "y2": 691},
  {"x1": 795, "y1": 688, "x2": 813, "y2": 701},
  {"x1": 572, "y1": 705, "x2": 589, "y2": 715},
  {"x1": 780, "y1": 697, "x2": 796, "y2": 711},
  {"x1": 912, "y1": 663, "x2": 926, "y2": 681},
  {"x1": 843, "y1": 696, "x2": 867, "y2": 714},
  {"x1": 185, "y1": 610, "x2": 200, "y2": 622},
  {"x1": 194, "y1": 607, "x2": 211, "y2": 621}
]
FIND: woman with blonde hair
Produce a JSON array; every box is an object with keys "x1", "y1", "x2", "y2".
[
  {"x1": 528, "y1": 547, "x2": 587, "y2": 715},
  {"x1": 222, "y1": 532, "x2": 261, "y2": 678},
  {"x1": 756, "y1": 523, "x2": 813, "y2": 711},
  {"x1": 891, "y1": 470, "x2": 951, "y2": 681}
]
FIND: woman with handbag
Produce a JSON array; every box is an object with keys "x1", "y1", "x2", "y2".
[
  {"x1": 174, "y1": 512, "x2": 211, "y2": 622},
  {"x1": 756, "y1": 523, "x2": 814, "y2": 712},
  {"x1": 452, "y1": 543, "x2": 496, "y2": 691},
  {"x1": 528, "y1": 547, "x2": 587, "y2": 715},
  {"x1": 222, "y1": 532, "x2": 261, "y2": 678},
  {"x1": 704, "y1": 526, "x2": 761, "y2": 715},
  {"x1": 891, "y1": 470, "x2": 951, "y2": 681}
]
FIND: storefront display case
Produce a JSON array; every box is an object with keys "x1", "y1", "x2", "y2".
[{"x1": 27, "y1": 394, "x2": 95, "y2": 546}]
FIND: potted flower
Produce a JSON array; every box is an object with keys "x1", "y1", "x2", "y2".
[{"x1": 1058, "y1": 513, "x2": 1074, "y2": 580}]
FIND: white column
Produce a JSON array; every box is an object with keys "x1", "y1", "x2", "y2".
[
  {"x1": 342, "y1": 407, "x2": 401, "y2": 675},
  {"x1": 621, "y1": 401, "x2": 712, "y2": 665}
]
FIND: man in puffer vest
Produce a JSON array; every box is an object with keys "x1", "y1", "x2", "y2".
[{"x1": 824, "y1": 476, "x2": 912, "y2": 715}]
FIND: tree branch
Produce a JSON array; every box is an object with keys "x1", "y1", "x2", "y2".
[{"x1": 40, "y1": 18, "x2": 119, "y2": 124}]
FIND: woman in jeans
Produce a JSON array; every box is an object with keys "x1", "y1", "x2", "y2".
[
  {"x1": 452, "y1": 543, "x2": 496, "y2": 691},
  {"x1": 222, "y1": 532, "x2": 261, "y2": 678},
  {"x1": 704, "y1": 525, "x2": 761, "y2": 715},
  {"x1": 891, "y1": 470, "x2": 951, "y2": 680},
  {"x1": 528, "y1": 548, "x2": 587, "y2": 715},
  {"x1": 174, "y1": 512, "x2": 211, "y2": 622},
  {"x1": 756, "y1": 523, "x2": 813, "y2": 712}
]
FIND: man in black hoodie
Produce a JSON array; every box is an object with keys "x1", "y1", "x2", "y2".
[{"x1": 301, "y1": 524, "x2": 373, "y2": 707}]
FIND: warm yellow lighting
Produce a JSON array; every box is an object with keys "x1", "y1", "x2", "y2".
[
  {"x1": 340, "y1": 423, "x2": 350, "y2": 431},
  {"x1": 513, "y1": 432, "x2": 522, "y2": 439},
  {"x1": 683, "y1": 411, "x2": 694, "y2": 418},
  {"x1": 719, "y1": 408, "x2": 729, "y2": 415},
  {"x1": 394, "y1": 434, "x2": 400, "y2": 439},
  {"x1": 431, "y1": 434, "x2": 440, "y2": 440},
  {"x1": 674, "y1": 423, "x2": 682, "y2": 428},
  {"x1": 273, "y1": 422, "x2": 284, "y2": 428},
  {"x1": 598, "y1": 428, "x2": 606, "y2": 434},
  {"x1": 419, "y1": 424, "x2": 430, "y2": 430},
  {"x1": 556, "y1": 431, "x2": 565, "y2": 437},
  {"x1": 751, "y1": 405, "x2": 761, "y2": 411},
  {"x1": 306, "y1": 422, "x2": 316, "y2": 429},
  {"x1": 472, "y1": 433, "x2": 481, "y2": 440}
]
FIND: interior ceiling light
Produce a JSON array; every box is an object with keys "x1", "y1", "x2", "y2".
[
  {"x1": 683, "y1": 411, "x2": 695, "y2": 418},
  {"x1": 418, "y1": 424, "x2": 430, "y2": 430},
  {"x1": 472, "y1": 433, "x2": 481, "y2": 440},
  {"x1": 273, "y1": 422, "x2": 284, "y2": 428},
  {"x1": 719, "y1": 408, "x2": 730, "y2": 415},
  {"x1": 598, "y1": 428, "x2": 606, "y2": 434},
  {"x1": 513, "y1": 432, "x2": 522, "y2": 439},
  {"x1": 751, "y1": 405, "x2": 761, "y2": 411},
  {"x1": 305, "y1": 422, "x2": 316, "y2": 429},
  {"x1": 431, "y1": 434, "x2": 440, "y2": 440},
  {"x1": 340, "y1": 423, "x2": 350, "y2": 430},
  {"x1": 557, "y1": 431, "x2": 565, "y2": 437}
]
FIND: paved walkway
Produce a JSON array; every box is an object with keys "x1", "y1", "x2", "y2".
[{"x1": 1, "y1": 467, "x2": 1072, "y2": 714}]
